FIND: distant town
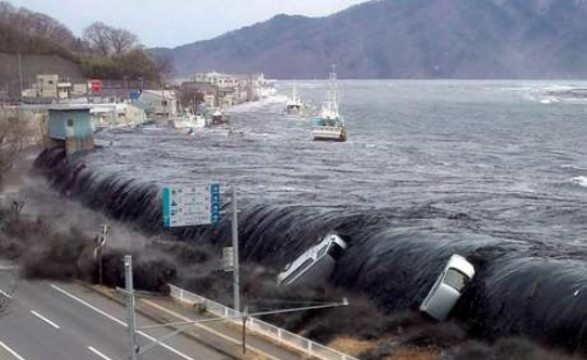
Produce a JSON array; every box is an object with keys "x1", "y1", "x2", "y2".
[{"x1": 3, "y1": 71, "x2": 275, "y2": 125}]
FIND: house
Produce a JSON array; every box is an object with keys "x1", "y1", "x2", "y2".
[{"x1": 47, "y1": 105, "x2": 94, "y2": 155}]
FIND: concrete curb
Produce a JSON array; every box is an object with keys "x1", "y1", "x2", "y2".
[{"x1": 78, "y1": 282, "x2": 243, "y2": 360}]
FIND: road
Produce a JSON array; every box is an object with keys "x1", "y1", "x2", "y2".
[{"x1": 0, "y1": 281, "x2": 232, "y2": 360}]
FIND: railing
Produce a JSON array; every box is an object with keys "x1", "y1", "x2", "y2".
[{"x1": 168, "y1": 284, "x2": 358, "y2": 360}]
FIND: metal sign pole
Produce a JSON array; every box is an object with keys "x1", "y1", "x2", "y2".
[
  {"x1": 124, "y1": 255, "x2": 138, "y2": 360},
  {"x1": 231, "y1": 186, "x2": 240, "y2": 313}
]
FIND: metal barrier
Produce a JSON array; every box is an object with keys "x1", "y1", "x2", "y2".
[{"x1": 168, "y1": 284, "x2": 358, "y2": 360}]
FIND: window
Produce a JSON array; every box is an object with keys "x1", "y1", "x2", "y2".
[
  {"x1": 67, "y1": 119, "x2": 74, "y2": 127},
  {"x1": 48, "y1": 80, "x2": 54, "y2": 85},
  {"x1": 281, "y1": 258, "x2": 314, "y2": 284},
  {"x1": 317, "y1": 244, "x2": 329, "y2": 257},
  {"x1": 443, "y1": 269, "x2": 470, "y2": 292},
  {"x1": 162, "y1": 100, "x2": 168, "y2": 106}
]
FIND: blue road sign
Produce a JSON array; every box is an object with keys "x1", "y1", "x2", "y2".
[{"x1": 163, "y1": 183, "x2": 221, "y2": 228}]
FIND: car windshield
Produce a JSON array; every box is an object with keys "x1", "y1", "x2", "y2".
[
  {"x1": 443, "y1": 269, "x2": 470, "y2": 292},
  {"x1": 317, "y1": 244, "x2": 329, "y2": 257}
]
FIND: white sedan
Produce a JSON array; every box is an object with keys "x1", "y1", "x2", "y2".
[{"x1": 419, "y1": 254, "x2": 475, "y2": 321}]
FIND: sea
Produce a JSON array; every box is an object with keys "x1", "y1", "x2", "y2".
[{"x1": 43, "y1": 80, "x2": 587, "y2": 350}]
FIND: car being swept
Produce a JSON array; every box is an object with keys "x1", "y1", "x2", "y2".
[
  {"x1": 419, "y1": 254, "x2": 475, "y2": 321},
  {"x1": 277, "y1": 233, "x2": 347, "y2": 287}
]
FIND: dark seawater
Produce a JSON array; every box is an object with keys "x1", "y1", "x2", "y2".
[{"x1": 36, "y1": 80, "x2": 587, "y2": 352}]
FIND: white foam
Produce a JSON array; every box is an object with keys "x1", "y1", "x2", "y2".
[
  {"x1": 562, "y1": 164, "x2": 587, "y2": 170},
  {"x1": 570, "y1": 176, "x2": 587, "y2": 187}
]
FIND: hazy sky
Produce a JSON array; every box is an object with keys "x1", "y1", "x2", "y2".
[{"x1": 9, "y1": 0, "x2": 368, "y2": 48}]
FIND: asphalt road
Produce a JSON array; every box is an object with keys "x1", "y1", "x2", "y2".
[{"x1": 0, "y1": 281, "x2": 231, "y2": 360}]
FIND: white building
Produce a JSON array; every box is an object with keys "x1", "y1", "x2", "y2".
[
  {"x1": 139, "y1": 90, "x2": 179, "y2": 118},
  {"x1": 194, "y1": 72, "x2": 239, "y2": 89},
  {"x1": 91, "y1": 103, "x2": 147, "y2": 129},
  {"x1": 36, "y1": 74, "x2": 59, "y2": 98}
]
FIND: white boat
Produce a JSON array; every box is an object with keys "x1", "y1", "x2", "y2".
[
  {"x1": 277, "y1": 233, "x2": 347, "y2": 287},
  {"x1": 170, "y1": 114, "x2": 206, "y2": 130},
  {"x1": 211, "y1": 108, "x2": 225, "y2": 125},
  {"x1": 286, "y1": 84, "x2": 304, "y2": 114},
  {"x1": 312, "y1": 65, "x2": 347, "y2": 142}
]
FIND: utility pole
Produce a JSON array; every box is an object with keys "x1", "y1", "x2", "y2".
[
  {"x1": 124, "y1": 255, "x2": 138, "y2": 360},
  {"x1": 241, "y1": 306, "x2": 248, "y2": 354},
  {"x1": 231, "y1": 186, "x2": 240, "y2": 313},
  {"x1": 94, "y1": 225, "x2": 109, "y2": 286},
  {"x1": 17, "y1": 53, "x2": 23, "y2": 103}
]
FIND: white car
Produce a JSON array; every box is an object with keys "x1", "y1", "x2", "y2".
[
  {"x1": 419, "y1": 254, "x2": 475, "y2": 321},
  {"x1": 277, "y1": 233, "x2": 347, "y2": 287}
]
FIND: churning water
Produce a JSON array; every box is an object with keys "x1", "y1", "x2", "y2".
[{"x1": 36, "y1": 80, "x2": 587, "y2": 352}]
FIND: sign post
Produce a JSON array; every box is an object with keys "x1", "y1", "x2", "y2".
[
  {"x1": 124, "y1": 255, "x2": 137, "y2": 360},
  {"x1": 161, "y1": 183, "x2": 240, "y2": 312},
  {"x1": 162, "y1": 183, "x2": 220, "y2": 228},
  {"x1": 231, "y1": 186, "x2": 240, "y2": 313}
]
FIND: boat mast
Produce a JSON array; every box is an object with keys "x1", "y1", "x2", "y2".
[
  {"x1": 328, "y1": 64, "x2": 339, "y2": 115},
  {"x1": 292, "y1": 81, "x2": 298, "y2": 102}
]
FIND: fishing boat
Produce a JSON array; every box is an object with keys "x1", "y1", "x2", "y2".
[
  {"x1": 286, "y1": 84, "x2": 304, "y2": 114},
  {"x1": 312, "y1": 66, "x2": 347, "y2": 142},
  {"x1": 211, "y1": 108, "x2": 225, "y2": 125}
]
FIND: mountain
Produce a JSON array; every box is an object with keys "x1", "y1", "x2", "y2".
[{"x1": 152, "y1": 0, "x2": 587, "y2": 79}]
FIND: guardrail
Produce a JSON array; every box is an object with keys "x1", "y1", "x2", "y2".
[{"x1": 168, "y1": 284, "x2": 358, "y2": 360}]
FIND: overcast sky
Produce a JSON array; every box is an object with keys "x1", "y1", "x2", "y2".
[{"x1": 9, "y1": 0, "x2": 368, "y2": 48}]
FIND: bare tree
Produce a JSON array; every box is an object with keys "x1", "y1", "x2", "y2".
[
  {"x1": 0, "y1": 109, "x2": 29, "y2": 189},
  {"x1": 83, "y1": 22, "x2": 140, "y2": 56},
  {"x1": 83, "y1": 22, "x2": 113, "y2": 56},
  {"x1": 109, "y1": 28, "x2": 138, "y2": 55},
  {"x1": 0, "y1": 3, "x2": 77, "y2": 47},
  {"x1": 155, "y1": 55, "x2": 175, "y2": 82}
]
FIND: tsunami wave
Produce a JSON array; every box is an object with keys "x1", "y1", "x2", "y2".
[{"x1": 33, "y1": 147, "x2": 587, "y2": 354}]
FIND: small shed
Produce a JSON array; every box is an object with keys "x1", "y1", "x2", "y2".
[{"x1": 48, "y1": 105, "x2": 94, "y2": 155}]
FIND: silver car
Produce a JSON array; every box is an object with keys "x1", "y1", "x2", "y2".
[
  {"x1": 419, "y1": 254, "x2": 475, "y2": 321},
  {"x1": 277, "y1": 233, "x2": 347, "y2": 287}
]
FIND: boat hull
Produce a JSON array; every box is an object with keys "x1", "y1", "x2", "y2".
[
  {"x1": 312, "y1": 126, "x2": 347, "y2": 142},
  {"x1": 286, "y1": 105, "x2": 303, "y2": 114}
]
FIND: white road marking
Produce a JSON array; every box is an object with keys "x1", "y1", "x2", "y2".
[
  {"x1": 50, "y1": 285, "x2": 125, "y2": 326},
  {"x1": 50, "y1": 284, "x2": 200, "y2": 360},
  {"x1": 30, "y1": 310, "x2": 60, "y2": 329},
  {"x1": 0, "y1": 289, "x2": 12, "y2": 299},
  {"x1": 88, "y1": 346, "x2": 115, "y2": 360},
  {"x1": 0, "y1": 341, "x2": 26, "y2": 360}
]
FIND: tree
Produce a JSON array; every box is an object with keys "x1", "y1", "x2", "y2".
[
  {"x1": 0, "y1": 2, "x2": 77, "y2": 48},
  {"x1": 155, "y1": 55, "x2": 175, "y2": 82},
  {"x1": 0, "y1": 110, "x2": 22, "y2": 189},
  {"x1": 108, "y1": 28, "x2": 138, "y2": 55},
  {"x1": 82, "y1": 22, "x2": 112, "y2": 56},
  {"x1": 83, "y1": 22, "x2": 139, "y2": 56}
]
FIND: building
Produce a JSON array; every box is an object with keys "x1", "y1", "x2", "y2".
[
  {"x1": 139, "y1": 90, "x2": 179, "y2": 118},
  {"x1": 47, "y1": 106, "x2": 94, "y2": 155},
  {"x1": 90, "y1": 103, "x2": 147, "y2": 129},
  {"x1": 180, "y1": 81, "x2": 218, "y2": 108},
  {"x1": 57, "y1": 81, "x2": 72, "y2": 99},
  {"x1": 37, "y1": 75, "x2": 59, "y2": 98},
  {"x1": 194, "y1": 72, "x2": 239, "y2": 89}
]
